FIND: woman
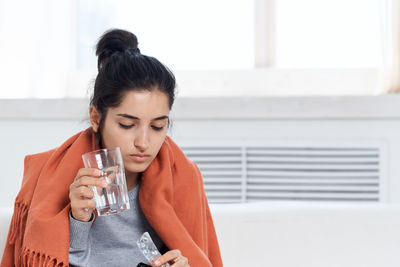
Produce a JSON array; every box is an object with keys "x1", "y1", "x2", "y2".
[{"x1": 1, "y1": 29, "x2": 223, "y2": 267}]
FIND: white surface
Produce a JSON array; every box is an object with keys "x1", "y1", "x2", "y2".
[
  {"x1": 2, "y1": 95, "x2": 400, "y2": 120},
  {"x1": 210, "y1": 202, "x2": 400, "y2": 267},
  {"x1": 66, "y1": 69, "x2": 380, "y2": 97}
]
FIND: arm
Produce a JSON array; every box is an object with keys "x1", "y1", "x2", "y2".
[
  {"x1": 68, "y1": 168, "x2": 106, "y2": 266},
  {"x1": 68, "y1": 211, "x2": 93, "y2": 267}
]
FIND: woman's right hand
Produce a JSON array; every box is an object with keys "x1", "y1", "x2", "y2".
[{"x1": 69, "y1": 168, "x2": 107, "y2": 222}]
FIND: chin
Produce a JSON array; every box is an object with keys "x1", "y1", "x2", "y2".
[{"x1": 125, "y1": 162, "x2": 150, "y2": 174}]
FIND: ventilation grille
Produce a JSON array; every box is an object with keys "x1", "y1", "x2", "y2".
[{"x1": 182, "y1": 146, "x2": 380, "y2": 203}]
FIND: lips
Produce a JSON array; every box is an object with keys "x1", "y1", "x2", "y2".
[{"x1": 129, "y1": 154, "x2": 150, "y2": 163}]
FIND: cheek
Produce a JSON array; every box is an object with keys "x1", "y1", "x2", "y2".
[
  {"x1": 150, "y1": 133, "x2": 167, "y2": 153},
  {"x1": 102, "y1": 126, "x2": 127, "y2": 148}
]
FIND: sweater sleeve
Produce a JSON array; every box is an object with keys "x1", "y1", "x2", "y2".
[{"x1": 68, "y1": 210, "x2": 94, "y2": 267}]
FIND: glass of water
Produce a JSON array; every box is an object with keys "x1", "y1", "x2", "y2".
[{"x1": 82, "y1": 147, "x2": 130, "y2": 216}]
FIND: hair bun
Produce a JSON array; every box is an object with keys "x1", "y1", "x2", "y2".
[
  {"x1": 126, "y1": 47, "x2": 141, "y2": 55},
  {"x1": 96, "y1": 29, "x2": 139, "y2": 70}
]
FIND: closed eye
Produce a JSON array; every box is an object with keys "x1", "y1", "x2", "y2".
[
  {"x1": 119, "y1": 123, "x2": 133, "y2": 129},
  {"x1": 152, "y1": 126, "x2": 164, "y2": 131}
]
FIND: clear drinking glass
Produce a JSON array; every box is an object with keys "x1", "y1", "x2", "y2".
[{"x1": 82, "y1": 147, "x2": 130, "y2": 216}]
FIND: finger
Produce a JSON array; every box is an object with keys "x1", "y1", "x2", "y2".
[
  {"x1": 154, "y1": 250, "x2": 181, "y2": 266},
  {"x1": 75, "y1": 168, "x2": 102, "y2": 181},
  {"x1": 106, "y1": 172, "x2": 116, "y2": 184},
  {"x1": 77, "y1": 199, "x2": 96, "y2": 210},
  {"x1": 70, "y1": 198, "x2": 96, "y2": 219},
  {"x1": 73, "y1": 185, "x2": 95, "y2": 199},
  {"x1": 170, "y1": 255, "x2": 189, "y2": 267},
  {"x1": 104, "y1": 165, "x2": 118, "y2": 173},
  {"x1": 104, "y1": 166, "x2": 118, "y2": 183},
  {"x1": 73, "y1": 176, "x2": 107, "y2": 189}
]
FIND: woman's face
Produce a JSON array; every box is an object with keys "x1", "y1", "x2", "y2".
[{"x1": 90, "y1": 89, "x2": 170, "y2": 176}]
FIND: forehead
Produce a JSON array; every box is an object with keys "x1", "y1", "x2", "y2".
[{"x1": 110, "y1": 90, "x2": 170, "y2": 118}]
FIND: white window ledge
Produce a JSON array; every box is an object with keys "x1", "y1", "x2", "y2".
[{"x1": 1, "y1": 95, "x2": 400, "y2": 120}]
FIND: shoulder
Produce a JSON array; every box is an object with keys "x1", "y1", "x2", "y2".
[
  {"x1": 21, "y1": 148, "x2": 56, "y2": 186},
  {"x1": 164, "y1": 136, "x2": 197, "y2": 169},
  {"x1": 24, "y1": 148, "x2": 56, "y2": 167},
  {"x1": 22, "y1": 128, "x2": 89, "y2": 174},
  {"x1": 164, "y1": 136, "x2": 203, "y2": 183}
]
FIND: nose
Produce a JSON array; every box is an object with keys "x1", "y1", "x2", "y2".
[{"x1": 134, "y1": 127, "x2": 149, "y2": 151}]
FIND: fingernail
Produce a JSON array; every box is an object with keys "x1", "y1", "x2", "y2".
[
  {"x1": 94, "y1": 169, "x2": 102, "y2": 176},
  {"x1": 101, "y1": 180, "x2": 108, "y2": 187},
  {"x1": 154, "y1": 260, "x2": 161, "y2": 266}
]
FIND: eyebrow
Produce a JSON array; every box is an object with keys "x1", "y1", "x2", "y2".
[{"x1": 116, "y1": 113, "x2": 169, "y2": 121}]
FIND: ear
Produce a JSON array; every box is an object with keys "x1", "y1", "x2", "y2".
[{"x1": 89, "y1": 106, "x2": 101, "y2": 133}]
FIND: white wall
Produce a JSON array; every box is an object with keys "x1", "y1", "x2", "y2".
[{"x1": 1, "y1": 96, "x2": 400, "y2": 206}]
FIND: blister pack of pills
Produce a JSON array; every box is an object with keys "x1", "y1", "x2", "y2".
[{"x1": 137, "y1": 232, "x2": 170, "y2": 267}]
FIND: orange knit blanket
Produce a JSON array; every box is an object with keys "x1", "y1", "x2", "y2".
[{"x1": 1, "y1": 128, "x2": 223, "y2": 267}]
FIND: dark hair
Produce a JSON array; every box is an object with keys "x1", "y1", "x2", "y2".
[{"x1": 90, "y1": 29, "x2": 176, "y2": 145}]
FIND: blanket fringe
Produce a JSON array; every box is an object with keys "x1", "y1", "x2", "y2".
[
  {"x1": 21, "y1": 247, "x2": 66, "y2": 267},
  {"x1": 8, "y1": 200, "x2": 29, "y2": 244}
]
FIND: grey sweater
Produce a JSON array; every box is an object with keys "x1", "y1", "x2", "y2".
[{"x1": 69, "y1": 183, "x2": 166, "y2": 267}]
